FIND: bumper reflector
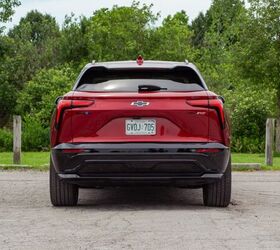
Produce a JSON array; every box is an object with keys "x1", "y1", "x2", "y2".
[{"x1": 195, "y1": 148, "x2": 222, "y2": 153}]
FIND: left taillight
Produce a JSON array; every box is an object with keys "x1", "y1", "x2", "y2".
[
  {"x1": 55, "y1": 100, "x2": 72, "y2": 125},
  {"x1": 55, "y1": 98, "x2": 94, "y2": 128}
]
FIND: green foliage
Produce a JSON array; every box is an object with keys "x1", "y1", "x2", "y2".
[
  {"x1": 0, "y1": 128, "x2": 12, "y2": 151},
  {"x1": 231, "y1": 0, "x2": 280, "y2": 110},
  {"x1": 8, "y1": 10, "x2": 61, "y2": 71},
  {"x1": 0, "y1": 119, "x2": 49, "y2": 152},
  {"x1": 232, "y1": 137, "x2": 265, "y2": 153},
  {"x1": 9, "y1": 10, "x2": 59, "y2": 44},
  {"x1": 22, "y1": 116, "x2": 49, "y2": 151},
  {"x1": 191, "y1": 12, "x2": 211, "y2": 48},
  {"x1": 0, "y1": 10, "x2": 61, "y2": 125},
  {"x1": 223, "y1": 87, "x2": 277, "y2": 138},
  {"x1": 0, "y1": 0, "x2": 20, "y2": 25},
  {"x1": 17, "y1": 65, "x2": 77, "y2": 127},
  {"x1": 148, "y1": 11, "x2": 197, "y2": 61},
  {"x1": 222, "y1": 86, "x2": 277, "y2": 153},
  {"x1": 85, "y1": 2, "x2": 158, "y2": 61},
  {"x1": 196, "y1": 0, "x2": 248, "y2": 91},
  {"x1": 60, "y1": 15, "x2": 90, "y2": 65}
]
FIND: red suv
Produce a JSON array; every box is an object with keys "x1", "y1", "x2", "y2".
[{"x1": 50, "y1": 58, "x2": 231, "y2": 207}]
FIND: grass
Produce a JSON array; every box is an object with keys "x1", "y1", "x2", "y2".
[
  {"x1": 0, "y1": 152, "x2": 49, "y2": 170},
  {"x1": 0, "y1": 152, "x2": 280, "y2": 171},
  {"x1": 232, "y1": 153, "x2": 280, "y2": 170}
]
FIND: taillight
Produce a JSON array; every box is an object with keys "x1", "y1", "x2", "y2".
[
  {"x1": 55, "y1": 98, "x2": 94, "y2": 128},
  {"x1": 186, "y1": 97, "x2": 225, "y2": 128},
  {"x1": 186, "y1": 99, "x2": 208, "y2": 107},
  {"x1": 72, "y1": 100, "x2": 94, "y2": 107},
  {"x1": 208, "y1": 99, "x2": 225, "y2": 127},
  {"x1": 55, "y1": 100, "x2": 72, "y2": 125}
]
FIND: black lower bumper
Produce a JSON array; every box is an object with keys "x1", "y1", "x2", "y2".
[{"x1": 51, "y1": 143, "x2": 230, "y2": 187}]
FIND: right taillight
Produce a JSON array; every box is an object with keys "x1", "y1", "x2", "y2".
[
  {"x1": 186, "y1": 97, "x2": 225, "y2": 129},
  {"x1": 208, "y1": 99, "x2": 225, "y2": 128}
]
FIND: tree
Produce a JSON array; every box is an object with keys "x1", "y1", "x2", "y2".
[
  {"x1": 197, "y1": 0, "x2": 248, "y2": 91},
  {"x1": 59, "y1": 14, "x2": 90, "y2": 65},
  {"x1": 0, "y1": 10, "x2": 61, "y2": 125},
  {"x1": 0, "y1": 0, "x2": 20, "y2": 27},
  {"x1": 6, "y1": 10, "x2": 61, "y2": 85},
  {"x1": 85, "y1": 2, "x2": 158, "y2": 61},
  {"x1": 148, "y1": 11, "x2": 196, "y2": 61},
  {"x1": 233, "y1": 0, "x2": 280, "y2": 109},
  {"x1": 16, "y1": 65, "x2": 77, "y2": 127},
  {"x1": 191, "y1": 12, "x2": 212, "y2": 48}
]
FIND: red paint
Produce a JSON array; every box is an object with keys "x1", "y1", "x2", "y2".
[{"x1": 51, "y1": 90, "x2": 230, "y2": 147}]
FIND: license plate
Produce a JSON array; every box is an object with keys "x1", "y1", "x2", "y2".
[{"x1": 125, "y1": 119, "x2": 156, "y2": 135}]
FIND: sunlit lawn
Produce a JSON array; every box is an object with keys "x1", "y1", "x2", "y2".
[
  {"x1": 0, "y1": 152, "x2": 49, "y2": 169},
  {"x1": 0, "y1": 152, "x2": 279, "y2": 170},
  {"x1": 232, "y1": 153, "x2": 280, "y2": 170}
]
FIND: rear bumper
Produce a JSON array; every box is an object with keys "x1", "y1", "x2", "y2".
[{"x1": 51, "y1": 143, "x2": 230, "y2": 187}]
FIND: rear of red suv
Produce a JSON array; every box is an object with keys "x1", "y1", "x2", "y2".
[{"x1": 50, "y1": 59, "x2": 231, "y2": 207}]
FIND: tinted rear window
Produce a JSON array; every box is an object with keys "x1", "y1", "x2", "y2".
[{"x1": 76, "y1": 67, "x2": 205, "y2": 92}]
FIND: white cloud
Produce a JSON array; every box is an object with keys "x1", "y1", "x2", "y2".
[{"x1": 5, "y1": 0, "x2": 212, "y2": 30}]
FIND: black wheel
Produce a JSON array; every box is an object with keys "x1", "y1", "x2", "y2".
[
  {"x1": 203, "y1": 158, "x2": 231, "y2": 207},
  {"x1": 49, "y1": 158, "x2": 79, "y2": 206}
]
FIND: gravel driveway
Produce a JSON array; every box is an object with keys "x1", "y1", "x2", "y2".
[{"x1": 0, "y1": 171, "x2": 279, "y2": 250}]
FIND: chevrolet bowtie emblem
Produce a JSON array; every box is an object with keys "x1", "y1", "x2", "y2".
[{"x1": 131, "y1": 101, "x2": 150, "y2": 107}]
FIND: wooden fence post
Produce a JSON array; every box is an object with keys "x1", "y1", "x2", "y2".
[
  {"x1": 265, "y1": 118, "x2": 274, "y2": 166},
  {"x1": 275, "y1": 118, "x2": 280, "y2": 153},
  {"x1": 13, "y1": 115, "x2": 21, "y2": 165}
]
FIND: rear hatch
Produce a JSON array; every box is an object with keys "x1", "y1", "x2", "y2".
[{"x1": 56, "y1": 65, "x2": 223, "y2": 144}]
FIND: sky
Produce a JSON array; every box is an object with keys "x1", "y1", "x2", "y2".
[{"x1": 5, "y1": 0, "x2": 213, "y2": 30}]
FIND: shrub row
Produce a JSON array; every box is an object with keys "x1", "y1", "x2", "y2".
[{"x1": 0, "y1": 118, "x2": 49, "y2": 152}]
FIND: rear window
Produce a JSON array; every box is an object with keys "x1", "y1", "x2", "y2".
[{"x1": 76, "y1": 67, "x2": 205, "y2": 92}]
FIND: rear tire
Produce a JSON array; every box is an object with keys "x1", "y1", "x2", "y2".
[
  {"x1": 49, "y1": 158, "x2": 79, "y2": 206},
  {"x1": 203, "y1": 158, "x2": 231, "y2": 207}
]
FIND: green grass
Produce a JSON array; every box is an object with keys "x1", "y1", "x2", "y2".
[
  {"x1": 0, "y1": 152, "x2": 49, "y2": 170},
  {"x1": 0, "y1": 152, "x2": 280, "y2": 171},
  {"x1": 232, "y1": 153, "x2": 280, "y2": 170}
]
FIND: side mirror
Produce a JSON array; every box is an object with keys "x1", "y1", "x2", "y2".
[
  {"x1": 55, "y1": 96, "x2": 63, "y2": 105},
  {"x1": 218, "y1": 96, "x2": 225, "y2": 104}
]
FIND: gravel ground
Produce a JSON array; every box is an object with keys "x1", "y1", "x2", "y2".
[{"x1": 0, "y1": 171, "x2": 279, "y2": 250}]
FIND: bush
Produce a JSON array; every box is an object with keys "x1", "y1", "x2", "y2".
[
  {"x1": 231, "y1": 136, "x2": 265, "y2": 153},
  {"x1": 22, "y1": 116, "x2": 49, "y2": 151},
  {"x1": 0, "y1": 128, "x2": 13, "y2": 152},
  {"x1": 0, "y1": 118, "x2": 49, "y2": 152},
  {"x1": 16, "y1": 65, "x2": 77, "y2": 128},
  {"x1": 222, "y1": 86, "x2": 277, "y2": 153}
]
